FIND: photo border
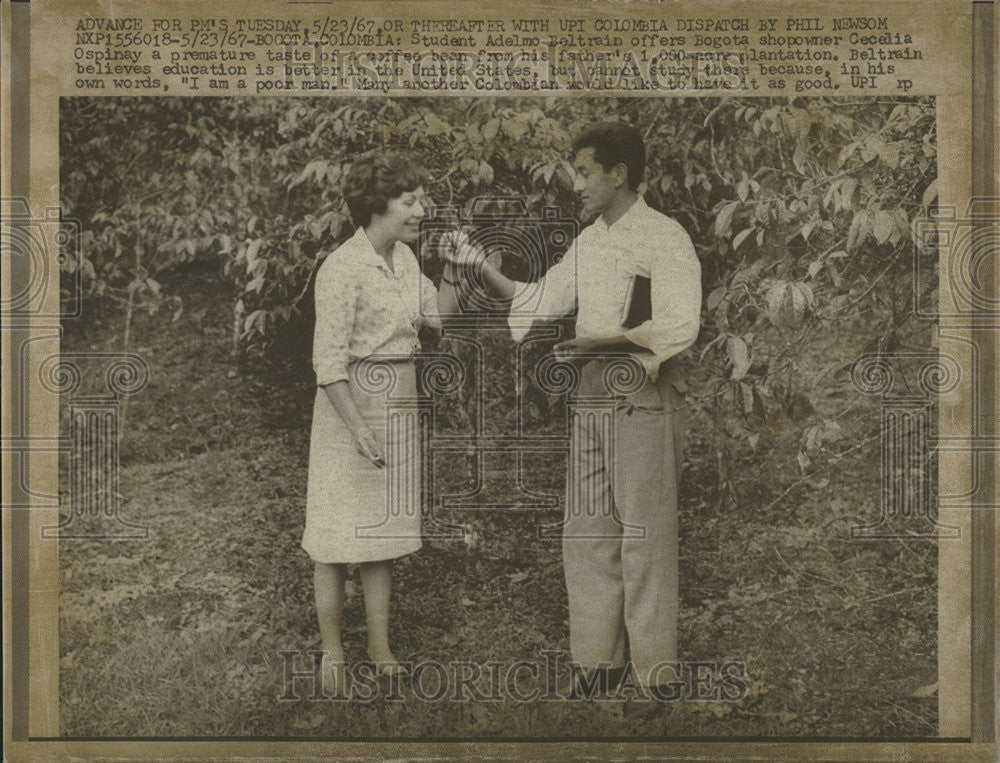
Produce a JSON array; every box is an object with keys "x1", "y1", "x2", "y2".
[{"x1": 2, "y1": 0, "x2": 996, "y2": 758}]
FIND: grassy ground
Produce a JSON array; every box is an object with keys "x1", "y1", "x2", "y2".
[{"x1": 59, "y1": 263, "x2": 938, "y2": 738}]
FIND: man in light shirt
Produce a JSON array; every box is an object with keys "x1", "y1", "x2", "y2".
[{"x1": 449, "y1": 122, "x2": 701, "y2": 701}]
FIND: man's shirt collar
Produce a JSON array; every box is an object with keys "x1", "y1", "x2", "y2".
[{"x1": 595, "y1": 196, "x2": 650, "y2": 233}]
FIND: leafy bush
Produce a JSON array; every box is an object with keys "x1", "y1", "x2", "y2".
[{"x1": 61, "y1": 95, "x2": 937, "y2": 499}]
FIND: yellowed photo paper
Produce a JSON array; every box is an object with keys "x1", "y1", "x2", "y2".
[{"x1": 2, "y1": 0, "x2": 997, "y2": 759}]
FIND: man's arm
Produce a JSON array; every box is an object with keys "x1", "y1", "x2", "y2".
[
  {"x1": 622, "y1": 221, "x2": 702, "y2": 370},
  {"x1": 443, "y1": 231, "x2": 576, "y2": 342}
]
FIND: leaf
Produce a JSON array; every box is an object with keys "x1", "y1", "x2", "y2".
[
  {"x1": 501, "y1": 116, "x2": 529, "y2": 142},
  {"x1": 910, "y1": 682, "x2": 938, "y2": 698},
  {"x1": 921, "y1": 179, "x2": 938, "y2": 213},
  {"x1": 737, "y1": 176, "x2": 750, "y2": 202},
  {"x1": 783, "y1": 283, "x2": 807, "y2": 327},
  {"x1": 797, "y1": 451, "x2": 811, "y2": 472},
  {"x1": 790, "y1": 106, "x2": 812, "y2": 138},
  {"x1": 289, "y1": 160, "x2": 322, "y2": 189},
  {"x1": 244, "y1": 309, "x2": 265, "y2": 333},
  {"x1": 872, "y1": 211, "x2": 894, "y2": 244},
  {"x1": 765, "y1": 282, "x2": 787, "y2": 327},
  {"x1": 822, "y1": 420, "x2": 843, "y2": 441},
  {"x1": 847, "y1": 210, "x2": 871, "y2": 251},
  {"x1": 246, "y1": 239, "x2": 262, "y2": 266},
  {"x1": 422, "y1": 112, "x2": 451, "y2": 137},
  {"x1": 707, "y1": 286, "x2": 728, "y2": 312},
  {"x1": 805, "y1": 424, "x2": 821, "y2": 451},
  {"x1": 479, "y1": 161, "x2": 494, "y2": 185},
  {"x1": 733, "y1": 227, "x2": 754, "y2": 251},
  {"x1": 699, "y1": 332, "x2": 726, "y2": 363},
  {"x1": 793, "y1": 282, "x2": 815, "y2": 307},
  {"x1": 715, "y1": 201, "x2": 739, "y2": 238},
  {"x1": 460, "y1": 157, "x2": 478, "y2": 177},
  {"x1": 481, "y1": 117, "x2": 500, "y2": 142},
  {"x1": 878, "y1": 141, "x2": 901, "y2": 168},
  {"x1": 837, "y1": 141, "x2": 859, "y2": 168},
  {"x1": 727, "y1": 336, "x2": 751, "y2": 381},
  {"x1": 792, "y1": 142, "x2": 808, "y2": 175}
]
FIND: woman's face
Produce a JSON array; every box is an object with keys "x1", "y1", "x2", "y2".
[{"x1": 373, "y1": 186, "x2": 428, "y2": 244}]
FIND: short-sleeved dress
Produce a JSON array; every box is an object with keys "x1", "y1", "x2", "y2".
[{"x1": 302, "y1": 227, "x2": 440, "y2": 564}]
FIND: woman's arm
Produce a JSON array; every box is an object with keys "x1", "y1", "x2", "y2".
[
  {"x1": 434, "y1": 262, "x2": 462, "y2": 318},
  {"x1": 322, "y1": 381, "x2": 385, "y2": 468},
  {"x1": 313, "y1": 259, "x2": 384, "y2": 465}
]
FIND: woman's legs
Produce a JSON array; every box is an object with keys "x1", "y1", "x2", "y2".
[
  {"x1": 314, "y1": 561, "x2": 347, "y2": 693},
  {"x1": 359, "y1": 559, "x2": 404, "y2": 673}
]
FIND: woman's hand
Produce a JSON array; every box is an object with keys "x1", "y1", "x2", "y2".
[
  {"x1": 440, "y1": 230, "x2": 487, "y2": 271},
  {"x1": 351, "y1": 423, "x2": 386, "y2": 468},
  {"x1": 438, "y1": 229, "x2": 518, "y2": 302}
]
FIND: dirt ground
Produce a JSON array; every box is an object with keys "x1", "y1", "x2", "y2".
[{"x1": 58, "y1": 263, "x2": 938, "y2": 738}]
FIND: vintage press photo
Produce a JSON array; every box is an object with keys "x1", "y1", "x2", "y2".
[{"x1": 2, "y1": 0, "x2": 996, "y2": 760}]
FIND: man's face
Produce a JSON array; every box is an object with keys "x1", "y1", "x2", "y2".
[{"x1": 572, "y1": 147, "x2": 620, "y2": 219}]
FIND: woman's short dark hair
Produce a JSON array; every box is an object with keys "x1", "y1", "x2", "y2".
[
  {"x1": 571, "y1": 122, "x2": 646, "y2": 192},
  {"x1": 343, "y1": 152, "x2": 429, "y2": 228}
]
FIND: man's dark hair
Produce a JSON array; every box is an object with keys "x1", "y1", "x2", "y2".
[
  {"x1": 344, "y1": 151, "x2": 429, "y2": 228},
  {"x1": 572, "y1": 122, "x2": 646, "y2": 192}
]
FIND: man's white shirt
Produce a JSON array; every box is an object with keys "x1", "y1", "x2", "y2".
[{"x1": 508, "y1": 197, "x2": 701, "y2": 382}]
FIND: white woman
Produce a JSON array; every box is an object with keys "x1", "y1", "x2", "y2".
[{"x1": 303, "y1": 151, "x2": 457, "y2": 693}]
